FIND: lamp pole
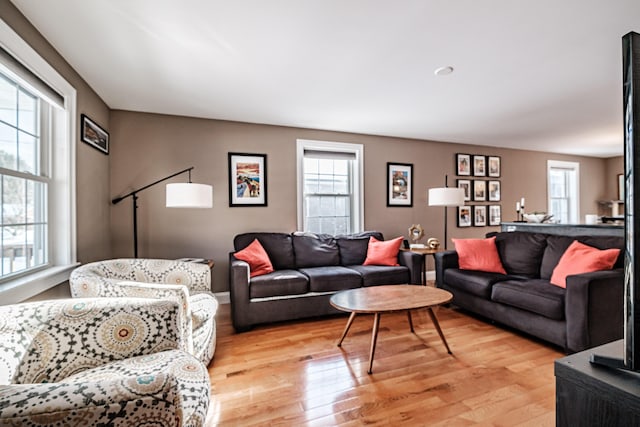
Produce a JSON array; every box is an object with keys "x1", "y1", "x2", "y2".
[{"x1": 443, "y1": 175, "x2": 449, "y2": 250}]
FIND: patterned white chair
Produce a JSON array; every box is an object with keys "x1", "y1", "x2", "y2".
[
  {"x1": 69, "y1": 259, "x2": 218, "y2": 366},
  {"x1": 0, "y1": 297, "x2": 210, "y2": 426}
]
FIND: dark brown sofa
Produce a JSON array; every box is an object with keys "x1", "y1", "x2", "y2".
[
  {"x1": 435, "y1": 231, "x2": 624, "y2": 353},
  {"x1": 229, "y1": 231, "x2": 422, "y2": 332}
]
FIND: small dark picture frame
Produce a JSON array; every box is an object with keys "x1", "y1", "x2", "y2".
[
  {"x1": 473, "y1": 205, "x2": 487, "y2": 227},
  {"x1": 488, "y1": 180, "x2": 501, "y2": 202},
  {"x1": 229, "y1": 152, "x2": 268, "y2": 207},
  {"x1": 457, "y1": 179, "x2": 471, "y2": 201},
  {"x1": 457, "y1": 206, "x2": 472, "y2": 227},
  {"x1": 473, "y1": 155, "x2": 486, "y2": 176},
  {"x1": 489, "y1": 205, "x2": 502, "y2": 226},
  {"x1": 387, "y1": 162, "x2": 413, "y2": 207},
  {"x1": 473, "y1": 180, "x2": 486, "y2": 201},
  {"x1": 81, "y1": 114, "x2": 109, "y2": 154},
  {"x1": 488, "y1": 156, "x2": 501, "y2": 177},
  {"x1": 456, "y1": 153, "x2": 471, "y2": 176}
]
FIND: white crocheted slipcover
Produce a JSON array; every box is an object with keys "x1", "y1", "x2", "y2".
[
  {"x1": 0, "y1": 298, "x2": 210, "y2": 426},
  {"x1": 69, "y1": 258, "x2": 218, "y2": 366}
]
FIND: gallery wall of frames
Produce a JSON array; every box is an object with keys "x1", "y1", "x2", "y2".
[{"x1": 455, "y1": 153, "x2": 501, "y2": 227}]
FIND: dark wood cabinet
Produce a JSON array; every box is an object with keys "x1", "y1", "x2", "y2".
[
  {"x1": 555, "y1": 340, "x2": 640, "y2": 426},
  {"x1": 501, "y1": 222, "x2": 623, "y2": 237}
]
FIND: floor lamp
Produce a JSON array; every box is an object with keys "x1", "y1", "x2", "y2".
[
  {"x1": 428, "y1": 176, "x2": 465, "y2": 250},
  {"x1": 112, "y1": 166, "x2": 213, "y2": 258}
]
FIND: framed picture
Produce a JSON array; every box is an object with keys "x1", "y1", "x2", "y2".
[
  {"x1": 473, "y1": 205, "x2": 487, "y2": 227},
  {"x1": 473, "y1": 180, "x2": 486, "y2": 201},
  {"x1": 473, "y1": 155, "x2": 486, "y2": 176},
  {"x1": 489, "y1": 205, "x2": 502, "y2": 226},
  {"x1": 228, "y1": 152, "x2": 267, "y2": 206},
  {"x1": 488, "y1": 180, "x2": 501, "y2": 201},
  {"x1": 488, "y1": 156, "x2": 501, "y2": 177},
  {"x1": 619, "y1": 173, "x2": 624, "y2": 200},
  {"x1": 81, "y1": 114, "x2": 109, "y2": 154},
  {"x1": 387, "y1": 162, "x2": 413, "y2": 207},
  {"x1": 457, "y1": 206, "x2": 472, "y2": 227},
  {"x1": 456, "y1": 153, "x2": 471, "y2": 176},
  {"x1": 457, "y1": 179, "x2": 471, "y2": 201}
]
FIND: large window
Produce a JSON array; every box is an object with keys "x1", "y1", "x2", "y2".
[
  {"x1": 0, "y1": 18, "x2": 76, "y2": 303},
  {"x1": 297, "y1": 140, "x2": 363, "y2": 234},
  {"x1": 547, "y1": 160, "x2": 579, "y2": 224},
  {"x1": 0, "y1": 74, "x2": 48, "y2": 278}
]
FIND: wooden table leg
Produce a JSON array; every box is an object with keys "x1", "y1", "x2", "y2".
[
  {"x1": 427, "y1": 307, "x2": 452, "y2": 354},
  {"x1": 407, "y1": 310, "x2": 414, "y2": 333},
  {"x1": 368, "y1": 312, "x2": 381, "y2": 374},
  {"x1": 337, "y1": 312, "x2": 357, "y2": 347}
]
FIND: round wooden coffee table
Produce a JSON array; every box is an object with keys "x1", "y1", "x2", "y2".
[{"x1": 330, "y1": 284, "x2": 453, "y2": 374}]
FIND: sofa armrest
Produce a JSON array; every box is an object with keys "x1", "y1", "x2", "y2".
[
  {"x1": 434, "y1": 250, "x2": 459, "y2": 288},
  {"x1": 229, "y1": 253, "x2": 252, "y2": 331},
  {"x1": 397, "y1": 251, "x2": 423, "y2": 284},
  {"x1": 1, "y1": 298, "x2": 184, "y2": 385},
  {"x1": 565, "y1": 268, "x2": 624, "y2": 352},
  {"x1": 116, "y1": 282, "x2": 193, "y2": 354}
]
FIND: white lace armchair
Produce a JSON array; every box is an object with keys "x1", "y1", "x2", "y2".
[
  {"x1": 69, "y1": 258, "x2": 218, "y2": 366},
  {"x1": 0, "y1": 297, "x2": 210, "y2": 426}
]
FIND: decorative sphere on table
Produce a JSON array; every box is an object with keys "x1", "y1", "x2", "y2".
[{"x1": 427, "y1": 238, "x2": 440, "y2": 249}]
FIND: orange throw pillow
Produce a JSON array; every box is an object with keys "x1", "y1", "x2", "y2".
[
  {"x1": 234, "y1": 238, "x2": 274, "y2": 277},
  {"x1": 550, "y1": 240, "x2": 620, "y2": 288},
  {"x1": 452, "y1": 236, "x2": 507, "y2": 274},
  {"x1": 363, "y1": 236, "x2": 403, "y2": 266}
]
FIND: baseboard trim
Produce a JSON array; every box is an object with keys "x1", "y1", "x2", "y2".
[{"x1": 215, "y1": 291, "x2": 230, "y2": 304}]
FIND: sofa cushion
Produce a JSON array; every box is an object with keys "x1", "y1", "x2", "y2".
[
  {"x1": 443, "y1": 268, "x2": 507, "y2": 298},
  {"x1": 337, "y1": 231, "x2": 384, "y2": 265},
  {"x1": 452, "y1": 237, "x2": 507, "y2": 274},
  {"x1": 292, "y1": 233, "x2": 340, "y2": 268},
  {"x1": 550, "y1": 240, "x2": 620, "y2": 288},
  {"x1": 363, "y1": 236, "x2": 403, "y2": 266},
  {"x1": 299, "y1": 266, "x2": 362, "y2": 292},
  {"x1": 493, "y1": 232, "x2": 547, "y2": 278},
  {"x1": 234, "y1": 233, "x2": 295, "y2": 270},
  {"x1": 540, "y1": 235, "x2": 625, "y2": 279},
  {"x1": 249, "y1": 270, "x2": 309, "y2": 299},
  {"x1": 346, "y1": 265, "x2": 410, "y2": 287},
  {"x1": 491, "y1": 279, "x2": 565, "y2": 320},
  {"x1": 233, "y1": 238, "x2": 274, "y2": 277}
]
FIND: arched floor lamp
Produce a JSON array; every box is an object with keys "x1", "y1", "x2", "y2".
[
  {"x1": 112, "y1": 166, "x2": 212, "y2": 258},
  {"x1": 428, "y1": 175, "x2": 465, "y2": 250}
]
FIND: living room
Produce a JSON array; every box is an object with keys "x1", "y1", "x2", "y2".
[{"x1": 0, "y1": 1, "x2": 638, "y2": 425}]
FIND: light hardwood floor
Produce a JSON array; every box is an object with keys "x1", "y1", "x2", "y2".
[{"x1": 206, "y1": 302, "x2": 563, "y2": 426}]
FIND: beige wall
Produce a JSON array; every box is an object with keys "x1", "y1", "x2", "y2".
[
  {"x1": 110, "y1": 111, "x2": 612, "y2": 293},
  {"x1": 606, "y1": 156, "x2": 624, "y2": 199},
  {"x1": 1, "y1": 1, "x2": 111, "y2": 300}
]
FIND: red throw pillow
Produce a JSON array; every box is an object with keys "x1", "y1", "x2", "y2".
[
  {"x1": 234, "y1": 238, "x2": 274, "y2": 277},
  {"x1": 452, "y1": 236, "x2": 507, "y2": 274},
  {"x1": 363, "y1": 236, "x2": 403, "y2": 266},
  {"x1": 550, "y1": 240, "x2": 620, "y2": 288}
]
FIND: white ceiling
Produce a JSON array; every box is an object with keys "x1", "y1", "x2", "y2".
[{"x1": 9, "y1": 0, "x2": 640, "y2": 157}]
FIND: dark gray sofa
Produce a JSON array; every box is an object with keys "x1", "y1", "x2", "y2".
[
  {"x1": 435, "y1": 231, "x2": 624, "y2": 353},
  {"x1": 229, "y1": 231, "x2": 422, "y2": 332}
]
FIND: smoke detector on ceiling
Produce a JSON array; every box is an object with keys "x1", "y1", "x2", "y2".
[{"x1": 434, "y1": 66, "x2": 454, "y2": 76}]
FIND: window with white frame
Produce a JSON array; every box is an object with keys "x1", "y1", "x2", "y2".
[
  {"x1": 0, "y1": 73, "x2": 48, "y2": 277},
  {"x1": 547, "y1": 160, "x2": 579, "y2": 224},
  {"x1": 297, "y1": 140, "x2": 363, "y2": 234},
  {"x1": 0, "y1": 18, "x2": 76, "y2": 303}
]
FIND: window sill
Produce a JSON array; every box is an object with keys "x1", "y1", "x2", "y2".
[{"x1": 0, "y1": 263, "x2": 79, "y2": 304}]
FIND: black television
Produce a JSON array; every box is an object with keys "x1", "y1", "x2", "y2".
[{"x1": 590, "y1": 31, "x2": 640, "y2": 371}]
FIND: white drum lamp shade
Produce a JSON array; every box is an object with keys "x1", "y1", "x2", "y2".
[
  {"x1": 428, "y1": 187, "x2": 465, "y2": 207},
  {"x1": 166, "y1": 183, "x2": 213, "y2": 208}
]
